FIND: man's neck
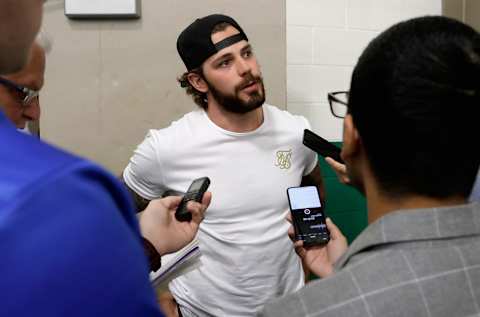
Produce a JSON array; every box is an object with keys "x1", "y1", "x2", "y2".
[
  {"x1": 206, "y1": 101, "x2": 264, "y2": 133},
  {"x1": 365, "y1": 178, "x2": 467, "y2": 224}
]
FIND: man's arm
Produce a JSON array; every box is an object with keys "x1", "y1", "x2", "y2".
[
  {"x1": 300, "y1": 164, "x2": 325, "y2": 202},
  {"x1": 139, "y1": 193, "x2": 211, "y2": 257},
  {"x1": 119, "y1": 174, "x2": 211, "y2": 271},
  {"x1": 119, "y1": 176, "x2": 151, "y2": 212}
]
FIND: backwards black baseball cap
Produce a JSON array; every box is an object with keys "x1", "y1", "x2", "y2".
[{"x1": 177, "y1": 14, "x2": 249, "y2": 71}]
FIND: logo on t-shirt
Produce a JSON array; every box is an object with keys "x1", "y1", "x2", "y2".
[{"x1": 275, "y1": 149, "x2": 292, "y2": 169}]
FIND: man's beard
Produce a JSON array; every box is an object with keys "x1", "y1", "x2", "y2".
[{"x1": 207, "y1": 73, "x2": 266, "y2": 114}]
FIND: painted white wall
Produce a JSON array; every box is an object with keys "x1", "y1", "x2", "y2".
[
  {"x1": 286, "y1": 0, "x2": 442, "y2": 141},
  {"x1": 41, "y1": 0, "x2": 285, "y2": 174}
]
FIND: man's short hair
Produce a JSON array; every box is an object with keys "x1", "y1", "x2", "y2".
[
  {"x1": 349, "y1": 16, "x2": 480, "y2": 198},
  {"x1": 177, "y1": 22, "x2": 233, "y2": 109}
]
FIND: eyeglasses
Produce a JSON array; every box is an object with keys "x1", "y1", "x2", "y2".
[
  {"x1": 0, "y1": 77, "x2": 40, "y2": 107},
  {"x1": 328, "y1": 91, "x2": 349, "y2": 118}
]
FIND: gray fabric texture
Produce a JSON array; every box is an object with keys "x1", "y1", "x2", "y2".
[{"x1": 260, "y1": 202, "x2": 480, "y2": 317}]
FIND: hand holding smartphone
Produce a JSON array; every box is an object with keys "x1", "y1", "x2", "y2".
[
  {"x1": 175, "y1": 177, "x2": 211, "y2": 222},
  {"x1": 303, "y1": 129, "x2": 344, "y2": 164},
  {"x1": 287, "y1": 186, "x2": 330, "y2": 247}
]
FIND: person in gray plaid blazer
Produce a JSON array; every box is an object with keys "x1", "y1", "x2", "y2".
[
  {"x1": 261, "y1": 16, "x2": 480, "y2": 317},
  {"x1": 470, "y1": 170, "x2": 480, "y2": 202}
]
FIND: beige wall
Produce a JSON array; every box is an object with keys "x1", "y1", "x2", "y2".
[
  {"x1": 443, "y1": 0, "x2": 480, "y2": 31},
  {"x1": 41, "y1": 0, "x2": 286, "y2": 174}
]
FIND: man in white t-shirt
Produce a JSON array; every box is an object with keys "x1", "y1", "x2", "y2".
[{"x1": 123, "y1": 14, "x2": 325, "y2": 316}]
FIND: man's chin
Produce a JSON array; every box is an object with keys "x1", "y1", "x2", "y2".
[
  {"x1": 244, "y1": 98, "x2": 265, "y2": 112},
  {"x1": 210, "y1": 81, "x2": 266, "y2": 114},
  {"x1": 16, "y1": 121, "x2": 27, "y2": 130},
  {"x1": 228, "y1": 103, "x2": 262, "y2": 114},
  {"x1": 243, "y1": 90, "x2": 265, "y2": 105}
]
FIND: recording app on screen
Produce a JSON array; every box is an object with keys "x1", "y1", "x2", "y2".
[
  {"x1": 288, "y1": 186, "x2": 321, "y2": 210},
  {"x1": 287, "y1": 186, "x2": 330, "y2": 246}
]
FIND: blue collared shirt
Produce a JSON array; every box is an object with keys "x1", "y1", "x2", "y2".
[{"x1": 0, "y1": 110, "x2": 163, "y2": 316}]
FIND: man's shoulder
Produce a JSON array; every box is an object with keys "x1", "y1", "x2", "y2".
[
  {"x1": 1, "y1": 123, "x2": 81, "y2": 163},
  {"x1": 264, "y1": 218, "x2": 480, "y2": 317},
  {"x1": 264, "y1": 104, "x2": 310, "y2": 127},
  {"x1": 0, "y1": 128, "x2": 84, "y2": 183},
  {"x1": 261, "y1": 263, "x2": 369, "y2": 317},
  {"x1": 306, "y1": 239, "x2": 480, "y2": 316},
  {"x1": 146, "y1": 109, "x2": 205, "y2": 141},
  {"x1": 0, "y1": 128, "x2": 126, "y2": 212},
  {"x1": 0, "y1": 133, "x2": 136, "y2": 242},
  {"x1": 0, "y1": 145, "x2": 159, "y2": 316},
  {"x1": 263, "y1": 247, "x2": 450, "y2": 317}
]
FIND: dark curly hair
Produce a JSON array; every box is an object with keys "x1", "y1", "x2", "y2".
[{"x1": 177, "y1": 67, "x2": 208, "y2": 109}]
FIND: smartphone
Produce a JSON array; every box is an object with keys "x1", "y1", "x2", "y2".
[
  {"x1": 175, "y1": 177, "x2": 211, "y2": 222},
  {"x1": 287, "y1": 186, "x2": 330, "y2": 246},
  {"x1": 303, "y1": 129, "x2": 344, "y2": 164}
]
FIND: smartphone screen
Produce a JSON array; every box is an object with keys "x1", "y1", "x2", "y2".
[{"x1": 287, "y1": 186, "x2": 330, "y2": 246}]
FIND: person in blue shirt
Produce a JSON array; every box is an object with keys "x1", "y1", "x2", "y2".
[{"x1": 0, "y1": 1, "x2": 210, "y2": 316}]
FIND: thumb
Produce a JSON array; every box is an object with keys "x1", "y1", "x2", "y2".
[
  {"x1": 286, "y1": 212, "x2": 292, "y2": 224},
  {"x1": 326, "y1": 217, "x2": 344, "y2": 240},
  {"x1": 188, "y1": 192, "x2": 212, "y2": 225},
  {"x1": 159, "y1": 195, "x2": 183, "y2": 210}
]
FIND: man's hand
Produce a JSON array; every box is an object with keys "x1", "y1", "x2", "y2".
[
  {"x1": 139, "y1": 192, "x2": 212, "y2": 256},
  {"x1": 287, "y1": 215, "x2": 348, "y2": 278},
  {"x1": 325, "y1": 157, "x2": 350, "y2": 185}
]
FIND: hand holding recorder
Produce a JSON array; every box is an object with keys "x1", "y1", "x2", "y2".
[
  {"x1": 139, "y1": 190, "x2": 211, "y2": 256},
  {"x1": 176, "y1": 177, "x2": 211, "y2": 222}
]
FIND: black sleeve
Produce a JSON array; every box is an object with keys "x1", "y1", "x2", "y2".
[{"x1": 143, "y1": 237, "x2": 161, "y2": 272}]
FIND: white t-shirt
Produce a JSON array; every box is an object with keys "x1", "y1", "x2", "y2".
[{"x1": 124, "y1": 104, "x2": 318, "y2": 316}]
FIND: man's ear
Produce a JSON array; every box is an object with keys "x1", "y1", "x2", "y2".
[
  {"x1": 341, "y1": 114, "x2": 361, "y2": 161},
  {"x1": 187, "y1": 72, "x2": 208, "y2": 93}
]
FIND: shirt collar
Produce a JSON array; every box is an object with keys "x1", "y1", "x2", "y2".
[
  {"x1": 336, "y1": 202, "x2": 480, "y2": 269},
  {"x1": 0, "y1": 108, "x2": 15, "y2": 129}
]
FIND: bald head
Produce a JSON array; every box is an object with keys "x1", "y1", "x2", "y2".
[
  {"x1": 0, "y1": 0, "x2": 43, "y2": 74},
  {"x1": 25, "y1": 43, "x2": 47, "y2": 82}
]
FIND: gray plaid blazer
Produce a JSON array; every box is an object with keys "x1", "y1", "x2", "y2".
[{"x1": 260, "y1": 202, "x2": 480, "y2": 317}]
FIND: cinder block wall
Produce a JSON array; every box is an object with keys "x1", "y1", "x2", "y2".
[{"x1": 286, "y1": 0, "x2": 442, "y2": 242}]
